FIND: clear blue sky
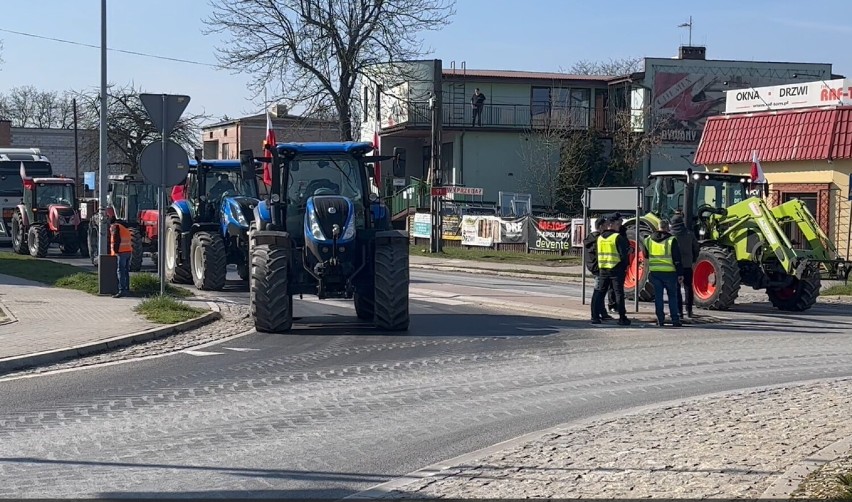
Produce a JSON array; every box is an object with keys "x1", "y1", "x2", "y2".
[{"x1": 0, "y1": 0, "x2": 848, "y2": 124}]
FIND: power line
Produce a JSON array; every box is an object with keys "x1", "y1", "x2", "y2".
[{"x1": 0, "y1": 27, "x2": 220, "y2": 68}]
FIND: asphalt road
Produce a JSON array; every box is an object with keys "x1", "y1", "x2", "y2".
[{"x1": 2, "y1": 246, "x2": 852, "y2": 498}]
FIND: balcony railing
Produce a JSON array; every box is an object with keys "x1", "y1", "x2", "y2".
[{"x1": 397, "y1": 102, "x2": 612, "y2": 131}]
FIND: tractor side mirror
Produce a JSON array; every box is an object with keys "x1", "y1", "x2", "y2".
[
  {"x1": 239, "y1": 149, "x2": 255, "y2": 180},
  {"x1": 366, "y1": 164, "x2": 376, "y2": 179},
  {"x1": 393, "y1": 147, "x2": 406, "y2": 177}
]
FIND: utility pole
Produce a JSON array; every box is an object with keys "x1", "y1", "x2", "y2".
[
  {"x1": 73, "y1": 98, "x2": 80, "y2": 198},
  {"x1": 429, "y1": 58, "x2": 443, "y2": 253},
  {"x1": 97, "y1": 0, "x2": 115, "y2": 295}
]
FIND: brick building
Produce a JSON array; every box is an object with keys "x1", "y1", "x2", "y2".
[{"x1": 201, "y1": 104, "x2": 340, "y2": 159}]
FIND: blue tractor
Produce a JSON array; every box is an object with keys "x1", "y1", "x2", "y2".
[
  {"x1": 243, "y1": 142, "x2": 409, "y2": 333},
  {"x1": 164, "y1": 158, "x2": 261, "y2": 290}
]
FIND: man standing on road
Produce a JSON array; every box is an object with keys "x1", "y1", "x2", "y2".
[
  {"x1": 591, "y1": 214, "x2": 631, "y2": 326},
  {"x1": 584, "y1": 216, "x2": 613, "y2": 321},
  {"x1": 671, "y1": 212, "x2": 699, "y2": 318},
  {"x1": 110, "y1": 212, "x2": 133, "y2": 298},
  {"x1": 644, "y1": 220, "x2": 684, "y2": 327}
]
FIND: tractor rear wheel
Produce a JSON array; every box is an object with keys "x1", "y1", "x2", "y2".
[
  {"x1": 10, "y1": 212, "x2": 27, "y2": 255},
  {"x1": 693, "y1": 245, "x2": 741, "y2": 310},
  {"x1": 190, "y1": 231, "x2": 227, "y2": 291},
  {"x1": 767, "y1": 273, "x2": 821, "y2": 312},
  {"x1": 129, "y1": 228, "x2": 144, "y2": 272},
  {"x1": 374, "y1": 238, "x2": 410, "y2": 331},
  {"x1": 164, "y1": 213, "x2": 192, "y2": 284},
  {"x1": 623, "y1": 223, "x2": 654, "y2": 302},
  {"x1": 60, "y1": 236, "x2": 79, "y2": 255},
  {"x1": 237, "y1": 261, "x2": 249, "y2": 281},
  {"x1": 27, "y1": 225, "x2": 49, "y2": 258},
  {"x1": 250, "y1": 244, "x2": 293, "y2": 333},
  {"x1": 78, "y1": 222, "x2": 90, "y2": 258}
]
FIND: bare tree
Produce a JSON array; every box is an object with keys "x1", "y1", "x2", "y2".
[
  {"x1": 205, "y1": 0, "x2": 456, "y2": 141},
  {"x1": 0, "y1": 86, "x2": 77, "y2": 128},
  {"x1": 603, "y1": 104, "x2": 665, "y2": 186},
  {"x1": 75, "y1": 83, "x2": 208, "y2": 172},
  {"x1": 567, "y1": 57, "x2": 644, "y2": 77}
]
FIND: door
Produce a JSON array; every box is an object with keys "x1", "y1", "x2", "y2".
[{"x1": 783, "y1": 193, "x2": 818, "y2": 249}]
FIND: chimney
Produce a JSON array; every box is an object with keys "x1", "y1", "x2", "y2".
[
  {"x1": 268, "y1": 103, "x2": 289, "y2": 117},
  {"x1": 0, "y1": 120, "x2": 11, "y2": 147},
  {"x1": 678, "y1": 45, "x2": 706, "y2": 60}
]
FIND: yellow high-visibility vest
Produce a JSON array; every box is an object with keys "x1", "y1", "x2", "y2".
[
  {"x1": 597, "y1": 233, "x2": 621, "y2": 270},
  {"x1": 644, "y1": 236, "x2": 676, "y2": 273}
]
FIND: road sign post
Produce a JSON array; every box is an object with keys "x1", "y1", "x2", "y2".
[{"x1": 139, "y1": 94, "x2": 190, "y2": 296}]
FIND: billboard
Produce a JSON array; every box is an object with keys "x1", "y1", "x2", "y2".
[
  {"x1": 725, "y1": 78, "x2": 852, "y2": 114},
  {"x1": 645, "y1": 58, "x2": 833, "y2": 144}
]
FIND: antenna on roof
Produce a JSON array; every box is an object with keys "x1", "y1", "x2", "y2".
[{"x1": 678, "y1": 16, "x2": 693, "y2": 46}]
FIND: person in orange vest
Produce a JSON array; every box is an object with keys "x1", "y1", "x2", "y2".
[{"x1": 110, "y1": 212, "x2": 133, "y2": 298}]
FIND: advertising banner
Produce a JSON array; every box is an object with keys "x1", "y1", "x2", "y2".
[
  {"x1": 498, "y1": 217, "x2": 527, "y2": 244},
  {"x1": 461, "y1": 215, "x2": 499, "y2": 247},
  {"x1": 530, "y1": 217, "x2": 572, "y2": 251},
  {"x1": 441, "y1": 213, "x2": 462, "y2": 241},
  {"x1": 570, "y1": 218, "x2": 586, "y2": 248},
  {"x1": 412, "y1": 212, "x2": 431, "y2": 239}
]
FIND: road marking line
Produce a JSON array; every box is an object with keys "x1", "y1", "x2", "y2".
[
  {"x1": 411, "y1": 296, "x2": 469, "y2": 306},
  {"x1": 222, "y1": 347, "x2": 260, "y2": 352},
  {"x1": 183, "y1": 350, "x2": 225, "y2": 356},
  {"x1": 298, "y1": 298, "x2": 356, "y2": 309}
]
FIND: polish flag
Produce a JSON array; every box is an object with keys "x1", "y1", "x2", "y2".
[
  {"x1": 750, "y1": 150, "x2": 766, "y2": 184},
  {"x1": 262, "y1": 111, "x2": 276, "y2": 186},
  {"x1": 372, "y1": 129, "x2": 381, "y2": 189}
]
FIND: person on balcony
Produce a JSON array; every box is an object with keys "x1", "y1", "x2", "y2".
[{"x1": 471, "y1": 88, "x2": 486, "y2": 126}]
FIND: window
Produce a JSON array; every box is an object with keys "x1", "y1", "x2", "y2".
[
  {"x1": 221, "y1": 143, "x2": 231, "y2": 159},
  {"x1": 531, "y1": 87, "x2": 590, "y2": 128},
  {"x1": 286, "y1": 155, "x2": 366, "y2": 230},
  {"x1": 531, "y1": 87, "x2": 550, "y2": 126},
  {"x1": 35, "y1": 183, "x2": 74, "y2": 208}
]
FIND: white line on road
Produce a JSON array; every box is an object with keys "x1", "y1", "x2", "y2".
[
  {"x1": 222, "y1": 347, "x2": 261, "y2": 352},
  {"x1": 183, "y1": 350, "x2": 226, "y2": 357}
]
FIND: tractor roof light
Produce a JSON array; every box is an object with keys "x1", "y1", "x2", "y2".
[{"x1": 692, "y1": 173, "x2": 701, "y2": 180}]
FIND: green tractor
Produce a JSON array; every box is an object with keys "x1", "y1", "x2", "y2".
[{"x1": 622, "y1": 169, "x2": 851, "y2": 311}]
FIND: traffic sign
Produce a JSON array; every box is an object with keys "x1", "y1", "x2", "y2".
[
  {"x1": 140, "y1": 94, "x2": 190, "y2": 135},
  {"x1": 431, "y1": 186, "x2": 484, "y2": 197},
  {"x1": 139, "y1": 140, "x2": 190, "y2": 187}
]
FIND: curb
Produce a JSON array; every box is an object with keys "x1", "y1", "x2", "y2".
[
  {"x1": 0, "y1": 300, "x2": 16, "y2": 326},
  {"x1": 344, "y1": 376, "x2": 852, "y2": 500},
  {"x1": 760, "y1": 435, "x2": 852, "y2": 499},
  {"x1": 0, "y1": 301, "x2": 221, "y2": 376}
]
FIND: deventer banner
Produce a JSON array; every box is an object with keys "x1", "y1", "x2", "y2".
[{"x1": 529, "y1": 217, "x2": 572, "y2": 251}]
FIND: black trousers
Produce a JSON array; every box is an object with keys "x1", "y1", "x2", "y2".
[
  {"x1": 677, "y1": 267, "x2": 694, "y2": 312},
  {"x1": 472, "y1": 106, "x2": 483, "y2": 126},
  {"x1": 592, "y1": 269, "x2": 626, "y2": 320}
]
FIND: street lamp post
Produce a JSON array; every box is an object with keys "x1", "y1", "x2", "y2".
[{"x1": 97, "y1": 0, "x2": 116, "y2": 294}]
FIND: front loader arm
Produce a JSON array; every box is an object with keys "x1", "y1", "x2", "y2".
[
  {"x1": 771, "y1": 199, "x2": 852, "y2": 280},
  {"x1": 720, "y1": 197, "x2": 800, "y2": 276}
]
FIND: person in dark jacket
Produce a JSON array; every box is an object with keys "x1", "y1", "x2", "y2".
[
  {"x1": 608, "y1": 223, "x2": 628, "y2": 314},
  {"x1": 584, "y1": 216, "x2": 613, "y2": 321},
  {"x1": 644, "y1": 220, "x2": 684, "y2": 327},
  {"x1": 471, "y1": 88, "x2": 486, "y2": 126},
  {"x1": 591, "y1": 213, "x2": 631, "y2": 326},
  {"x1": 670, "y1": 212, "x2": 700, "y2": 318}
]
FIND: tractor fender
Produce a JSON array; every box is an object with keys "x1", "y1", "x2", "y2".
[
  {"x1": 169, "y1": 200, "x2": 194, "y2": 233},
  {"x1": 254, "y1": 200, "x2": 272, "y2": 232},
  {"x1": 15, "y1": 204, "x2": 30, "y2": 228},
  {"x1": 371, "y1": 202, "x2": 390, "y2": 230},
  {"x1": 221, "y1": 196, "x2": 255, "y2": 238},
  {"x1": 621, "y1": 215, "x2": 658, "y2": 249}
]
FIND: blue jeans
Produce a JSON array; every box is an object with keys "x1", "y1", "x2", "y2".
[
  {"x1": 650, "y1": 272, "x2": 680, "y2": 323},
  {"x1": 117, "y1": 252, "x2": 131, "y2": 293}
]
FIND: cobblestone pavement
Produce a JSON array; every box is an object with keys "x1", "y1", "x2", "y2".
[{"x1": 369, "y1": 378, "x2": 852, "y2": 500}]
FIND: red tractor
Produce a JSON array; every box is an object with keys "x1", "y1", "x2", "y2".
[
  {"x1": 10, "y1": 167, "x2": 88, "y2": 258},
  {"x1": 83, "y1": 174, "x2": 159, "y2": 271}
]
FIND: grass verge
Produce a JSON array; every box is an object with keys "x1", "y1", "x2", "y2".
[
  {"x1": 134, "y1": 294, "x2": 205, "y2": 324},
  {"x1": 823, "y1": 283, "x2": 852, "y2": 296},
  {"x1": 410, "y1": 245, "x2": 580, "y2": 267}
]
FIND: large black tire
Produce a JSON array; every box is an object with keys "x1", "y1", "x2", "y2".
[
  {"x1": 237, "y1": 261, "x2": 249, "y2": 281},
  {"x1": 354, "y1": 291, "x2": 375, "y2": 321},
  {"x1": 78, "y1": 222, "x2": 90, "y2": 258},
  {"x1": 622, "y1": 222, "x2": 655, "y2": 302},
  {"x1": 250, "y1": 243, "x2": 293, "y2": 333},
  {"x1": 59, "y1": 236, "x2": 79, "y2": 255},
  {"x1": 373, "y1": 238, "x2": 410, "y2": 331},
  {"x1": 767, "y1": 273, "x2": 821, "y2": 312},
  {"x1": 190, "y1": 231, "x2": 227, "y2": 291},
  {"x1": 164, "y1": 213, "x2": 192, "y2": 284},
  {"x1": 129, "y1": 227, "x2": 144, "y2": 272},
  {"x1": 27, "y1": 224, "x2": 49, "y2": 258},
  {"x1": 10, "y1": 211, "x2": 28, "y2": 255},
  {"x1": 692, "y1": 245, "x2": 741, "y2": 310}
]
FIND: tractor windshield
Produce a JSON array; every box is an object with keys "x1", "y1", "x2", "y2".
[
  {"x1": 205, "y1": 170, "x2": 258, "y2": 203},
  {"x1": 285, "y1": 154, "x2": 366, "y2": 233},
  {"x1": 129, "y1": 183, "x2": 157, "y2": 211},
  {"x1": 694, "y1": 176, "x2": 749, "y2": 211},
  {"x1": 35, "y1": 183, "x2": 74, "y2": 208},
  {"x1": 650, "y1": 175, "x2": 689, "y2": 220}
]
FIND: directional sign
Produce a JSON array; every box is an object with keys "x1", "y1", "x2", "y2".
[
  {"x1": 140, "y1": 94, "x2": 190, "y2": 135},
  {"x1": 139, "y1": 140, "x2": 190, "y2": 187},
  {"x1": 431, "y1": 186, "x2": 484, "y2": 197}
]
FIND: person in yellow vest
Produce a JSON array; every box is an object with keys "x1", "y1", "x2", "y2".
[
  {"x1": 643, "y1": 220, "x2": 684, "y2": 327},
  {"x1": 110, "y1": 212, "x2": 133, "y2": 298},
  {"x1": 591, "y1": 214, "x2": 631, "y2": 326}
]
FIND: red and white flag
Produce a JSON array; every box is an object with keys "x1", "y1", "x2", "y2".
[
  {"x1": 372, "y1": 129, "x2": 381, "y2": 189},
  {"x1": 750, "y1": 150, "x2": 766, "y2": 184},
  {"x1": 261, "y1": 111, "x2": 277, "y2": 187}
]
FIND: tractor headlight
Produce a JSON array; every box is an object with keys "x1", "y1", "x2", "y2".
[
  {"x1": 342, "y1": 220, "x2": 356, "y2": 240},
  {"x1": 307, "y1": 209, "x2": 325, "y2": 240},
  {"x1": 232, "y1": 204, "x2": 248, "y2": 227}
]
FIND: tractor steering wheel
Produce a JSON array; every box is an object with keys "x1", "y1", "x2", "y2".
[{"x1": 697, "y1": 204, "x2": 727, "y2": 219}]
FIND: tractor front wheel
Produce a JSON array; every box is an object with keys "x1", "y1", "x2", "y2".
[
  {"x1": 59, "y1": 236, "x2": 79, "y2": 255},
  {"x1": 373, "y1": 238, "x2": 410, "y2": 331},
  {"x1": 10, "y1": 212, "x2": 27, "y2": 255},
  {"x1": 87, "y1": 215, "x2": 99, "y2": 266},
  {"x1": 27, "y1": 225, "x2": 49, "y2": 258},
  {"x1": 250, "y1": 244, "x2": 293, "y2": 333},
  {"x1": 129, "y1": 228, "x2": 144, "y2": 272},
  {"x1": 767, "y1": 273, "x2": 821, "y2": 312},
  {"x1": 354, "y1": 291, "x2": 375, "y2": 321},
  {"x1": 623, "y1": 223, "x2": 654, "y2": 302},
  {"x1": 190, "y1": 231, "x2": 227, "y2": 291},
  {"x1": 693, "y1": 245, "x2": 741, "y2": 310},
  {"x1": 78, "y1": 222, "x2": 90, "y2": 258},
  {"x1": 164, "y1": 214, "x2": 192, "y2": 284}
]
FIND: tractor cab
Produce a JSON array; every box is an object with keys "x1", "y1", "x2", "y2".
[
  {"x1": 26, "y1": 177, "x2": 76, "y2": 211},
  {"x1": 183, "y1": 159, "x2": 259, "y2": 222},
  {"x1": 106, "y1": 174, "x2": 157, "y2": 224}
]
